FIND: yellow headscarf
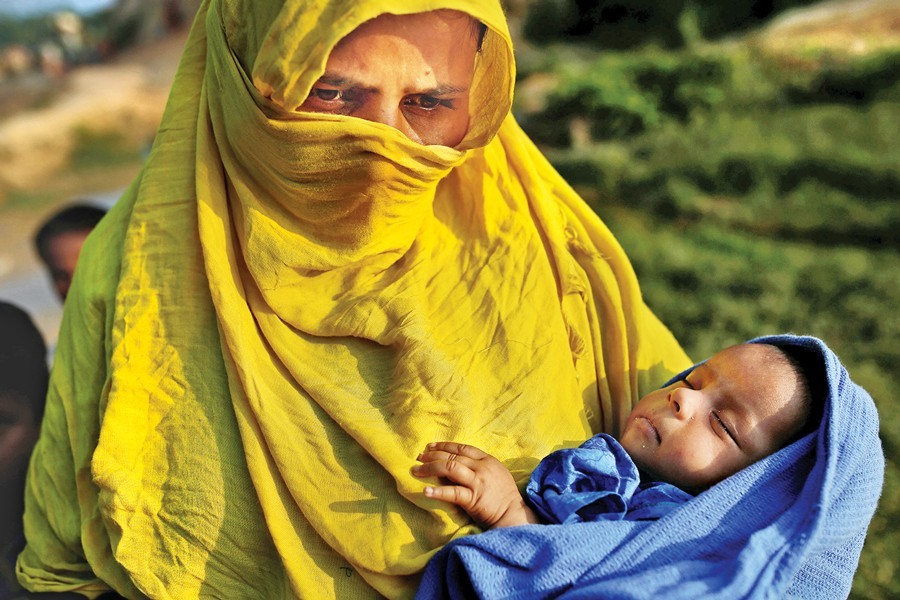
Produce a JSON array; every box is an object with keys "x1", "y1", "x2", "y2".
[{"x1": 19, "y1": 1, "x2": 690, "y2": 598}]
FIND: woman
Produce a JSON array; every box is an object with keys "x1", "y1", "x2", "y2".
[{"x1": 18, "y1": 1, "x2": 690, "y2": 598}]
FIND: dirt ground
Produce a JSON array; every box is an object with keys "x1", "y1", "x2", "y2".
[{"x1": 759, "y1": 0, "x2": 900, "y2": 55}]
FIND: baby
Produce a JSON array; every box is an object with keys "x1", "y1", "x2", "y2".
[{"x1": 412, "y1": 341, "x2": 819, "y2": 529}]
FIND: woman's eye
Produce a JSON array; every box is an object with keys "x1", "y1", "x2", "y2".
[
  {"x1": 313, "y1": 88, "x2": 341, "y2": 102},
  {"x1": 417, "y1": 95, "x2": 441, "y2": 109},
  {"x1": 406, "y1": 95, "x2": 450, "y2": 110},
  {"x1": 300, "y1": 87, "x2": 360, "y2": 114}
]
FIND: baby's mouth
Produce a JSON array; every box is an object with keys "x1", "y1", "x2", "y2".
[{"x1": 638, "y1": 416, "x2": 661, "y2": 444}]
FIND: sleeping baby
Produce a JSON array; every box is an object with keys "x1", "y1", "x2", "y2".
[{"x1": 412, "y1": 340, "x2": 820, "y2": 528}]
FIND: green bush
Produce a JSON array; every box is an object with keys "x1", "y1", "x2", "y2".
[
  {"x1": 521, "y1": 52, "x2": 731, "y2": 145},
  {"x1": 518, "y1": 35, "x2": 900, "y2": 598},
  {"x1": 521, "y1": 0, "x2": 824, "y2": 48},
  {"x1": 70, "y1": 126, "x2": 144, "y2": 170},
  {"x1": 522, "y1": 0, "x2": 684, "y2": 49}
]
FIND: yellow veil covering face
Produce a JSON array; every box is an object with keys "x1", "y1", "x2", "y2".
[{"x1": 19, "y1": 0, "x2": 690, "y2": 598}]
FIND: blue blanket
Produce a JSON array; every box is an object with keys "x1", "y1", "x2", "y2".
[
  {"x1": 416, "y1": 335, "x2": 884, "y2": 599},
  {"x1": 526, "y1": 433, "x2": 692, "y2": 524}
]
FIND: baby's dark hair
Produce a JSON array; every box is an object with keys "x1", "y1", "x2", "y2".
[
  {"x1": 763, "y1": 342, "x2": 825, "y2": 443},
  {"x1": 0, "y1": 302, "x2": 49, "y2": 424},
  {"x1": 34, "y1": 203, "x2": 107, "y2": 266}
]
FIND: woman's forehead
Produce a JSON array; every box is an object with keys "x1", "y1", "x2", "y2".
[
  {"x1": 322, "y1": 12, "x2": 479, "y2": 88},
  {"x1": 335, "y1": 9, "x2": 480, "y2": 42}
]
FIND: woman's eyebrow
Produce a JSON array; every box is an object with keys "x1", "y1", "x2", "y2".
[
  {"x1": 425, "y1": 85, "x2": 470, "y2": 96},
  {"x1": 316, "y1": 73, "x2": 469, "y2": 97},
  {"x1": 316, "y1": 73, "x2": 372, "y2": 90}
]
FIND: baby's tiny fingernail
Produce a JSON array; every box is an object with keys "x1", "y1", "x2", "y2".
[
  {"x1": 427, "y1": 442, "x2": 436, "y2": 449},
  {"x1": 416, "y1": 453, "x2": 423, "y2": 461},
  {"x1": 423, "y1": 487, "x2": 434, "y2": 496}
]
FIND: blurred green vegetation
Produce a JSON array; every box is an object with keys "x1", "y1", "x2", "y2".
[
  {"x1": 513, "y1": 3, "x2": 899, "y2": 598},
  {"x1": 521, "y1": 0, "x2": 822, "y2": 49},
  {"x1": 0, "y1": 11, "x2": 111, "y2": 50},
  {"x1": 0, "y1": 15, "x2": 56, "y2": 48},
  {"x1": 69, "y1": 126, "x2": 144, "y2": 170},
  {"x1": 2, "y1": 127, "x2": 144, "y2": 211}
]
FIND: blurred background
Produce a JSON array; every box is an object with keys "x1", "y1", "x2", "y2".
[
  {"x1": 0, "y1": 0, "x2": 200, "y2": 342},
  {"x1": 0, "y1": 0, "x2": 896, "y2": 597}
]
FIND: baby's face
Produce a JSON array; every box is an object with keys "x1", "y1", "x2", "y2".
[{"x1": 620, "y1": 344, "x2": 808, "y2": 493}]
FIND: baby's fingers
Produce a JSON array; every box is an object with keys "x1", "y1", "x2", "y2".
[
  {"x1": 423, "y1": 484, "x2": 475, "y2": 509},
  {"x1": 411, "y1": 458, "x2": 477, "y2": 486},
  {"x1": 416, "y1": 449, "x2": 478, "y2": 471},
  {"x1": 423, "y1": 442, "x2": 488, "y2": 460}
]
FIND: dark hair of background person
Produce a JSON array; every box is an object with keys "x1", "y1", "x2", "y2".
[
  {"x1": 33, "y1": 203, "x2": 108, "y2": 302},
  {"x1": 0, "y1": 301, "x2": 49, "y2": 597},
  {"x1": 0, "y1": 301, "x2": 49, "y2": 424},
  {"x1": 33, "y1": 203, "x2": 108, "y2": 267}
]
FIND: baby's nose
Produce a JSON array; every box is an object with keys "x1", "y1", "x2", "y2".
[{"x1": 669, "y1": 386, "x2": 699, "y2": 419}]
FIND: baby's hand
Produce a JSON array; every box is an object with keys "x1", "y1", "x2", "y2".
[{"x1": 412, "y1": 441, "x2": 539, "y2": 529}]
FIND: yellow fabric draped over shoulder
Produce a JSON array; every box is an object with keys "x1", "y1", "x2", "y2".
[{"x1": 18, "y1": 0, "x2": 691, "y2": 598}]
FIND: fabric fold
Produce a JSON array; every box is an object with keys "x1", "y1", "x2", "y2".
[{"x1": 526, "y1": 433, "x2": 692, "y2": 524}]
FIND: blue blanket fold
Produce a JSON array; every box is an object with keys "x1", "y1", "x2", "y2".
[
  {"x1": 416, "y1": 335, "x2": 884, "y2": 599},
  {"x1": 525, "y1": 433, "x2": 692, "y2": 524}
]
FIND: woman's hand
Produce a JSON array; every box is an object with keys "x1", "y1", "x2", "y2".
[{"x1": 412, "y1": 441, "x2": 541, "y2": 529}]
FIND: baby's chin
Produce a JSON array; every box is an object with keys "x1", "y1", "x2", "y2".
[
  {"x1": 620, "y1": 441, "x2": 692, "y2": 491},
  {"x1": 619, "y1": 438, "x2": 660, "y2": 481},
  {"x1": 630, "y1": 456, "x2": 664, "y2": 484}
]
